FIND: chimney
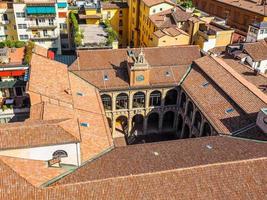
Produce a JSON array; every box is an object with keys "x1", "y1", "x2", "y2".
[{"x1": 256, "y1": 108, "x2": 267, "y2": 133}]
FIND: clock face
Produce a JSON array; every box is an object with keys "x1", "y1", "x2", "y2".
[
  {"x1": 264, "y1": 116, "x2": 267, "y2": 125},
  {"x1": 136, "y1": 75, "x2": 144, "y2": 82}
]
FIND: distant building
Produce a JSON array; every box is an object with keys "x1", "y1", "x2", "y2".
[
  {"x1": 0, "y1": 47, "x2": 30, "y2": 123},
  {"x1": 0, "y1": 1, "x2": 18, "y2": 41},
  {"x1": 246, "y1": 21, "x2": 267, "y2": 42},
  {"x1": 192, "y1": 0, "x2": 267, "y2": 33},
  {"x1": 13, "y1": 0, "x2": 65, "y2": 54}
]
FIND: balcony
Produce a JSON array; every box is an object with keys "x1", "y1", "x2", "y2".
[
  {"x1": 28, "y1": 22, "x2": 57, "y2": 29},
  {"x1": 30, "y1": 34, "x2": 58, "y2": 40}
]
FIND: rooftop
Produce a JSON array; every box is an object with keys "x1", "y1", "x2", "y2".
[
  {"x1": 243, "y1": 40, "x2": 267, "y2": 61},
  {"x1": 52, "y1": 136, "x2": 267, "y2": 185},
  {"x1": 78, "y1": 24, "x2": 108, "y2": 47}
]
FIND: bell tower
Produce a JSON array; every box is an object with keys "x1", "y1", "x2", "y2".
[{"x1": 127, "y1": 48, "x2": 150, "y2": 87}]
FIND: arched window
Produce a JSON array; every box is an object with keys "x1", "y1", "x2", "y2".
[
  {"x1": 165, "y1": 89, "x2": 178, "y2": 106},
  {"x1": 193, "y1": 111, "x2": 202, "y2": 131},
  {"x1": 101, "y1": 94, "x2": 112, "y2": 110},
  {"x1": 149, "y1": 90, "x2": 161, "y2": 107},
  {"x1": 179, "y1": 92, "x2": 186, "y2": 111},
  {"x1": 186, "y1": 101, "x2": 194, "y2": 120},
  {"x1": 116, "y1": 93, "x2": 128, "y2": 110},
  {"x1": 52, "y1": 150, "x2": 68, "y2": 158},
  {"x1": 202, "y1": 122, "x2": 211, "y2": 137},
  {"x1": 133, "y1": 92, "x2": 145, "y2": 108}
]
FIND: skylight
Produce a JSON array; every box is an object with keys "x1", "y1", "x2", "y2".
[
  {"x1": 165, "y1": 71, "x2": 171, "y2": 76},
  {"x1": 202, "y1": 82, "x2": 210, "y2": 87},
  {"x1": 103, "y1": 74, "x2": 109, "y2": 81},
  {"x1": 76, "y1": 92, "x2": 84, "y2": 96},
  {"x1": 225, "y1": 108, "x2": 234, "y2": 113},
  {"x1": 80, "y1": 122, "x2": 89, "y2": 127}
]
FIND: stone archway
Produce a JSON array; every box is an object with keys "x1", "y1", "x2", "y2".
[
  {"x1": 133, "y1": 92, "x2": 145, "y2": 108},
  {"x1": 132, "y1": 114, "x2": 144, "y2": 134},
  {"x1": 202, "y1": 122, "x2": 211, "y2": 137},
  {"x1": 183, "y1": 124, "x2": 190, "y2": 139},
  {"x1": 165, "y1": 89, "x2": 178, "y2": 106},
  {"x1": 101, "y1": 94, "x2": 112, "y2": 110},
  {"x1": 115, "y1": 115, "x2": 128, "y2": 135},
  {"x1": 116, "y1": 93, "x2": 128, "y2": 110},
  {"x1": 162, "y1": 111, "x2": 175, "y2": 131},
  {"x1": 149, "y1": 90, "x2": 161, "y2": 107},
  {"x1": 147, "y1": 112, "x2": 159, "y2": 133}
]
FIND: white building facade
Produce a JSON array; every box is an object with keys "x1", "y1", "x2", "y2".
[
  {"x1": 246, "y1": 22, "x2": 267, "y2": 42},
  {"x1": 13, "y1": 1, "x2": 63, "y2": 54}
]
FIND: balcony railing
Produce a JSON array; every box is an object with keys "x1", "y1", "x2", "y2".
[
  {"x1": 30, "y1": 34, "x2": 58, "y2": 40},
  {"x1": 28, "y1": 22, "x2": 57, "y2": 29}
]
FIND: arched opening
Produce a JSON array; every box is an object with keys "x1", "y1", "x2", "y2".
[
  {"x1": 149, "y1": 90, "x2": 161, "y2": 107},
  {"x1": 179, "y1": 92, "x2": 186, "y2": 111},
  {"x1": 164, "y1": 89, "x2": 178, "y2": 106},
  {"x1": 52, "y1": 150, "x2": 68, "y2": 158},
  {"x1": 177, "y1": 114, "x2": 183, "y2": 133},
  {"x1": 162, "y1": 111, "x2": 175, "y2": 130},
  {"x1": 115, "y1": 116, "x2": 128, "y2": 134},
  {"x1": 193, "y1": 111, "x2": 202, "y2": 131},
  {"x1": 101, "y1": 94, "x2": 112, "y2": 110},
  {"x1": 133, "y1": 92, "x2": 145, "y2": 108},
  {"x1": 132, "y1": 114, "x2": 144, "y2": 133},
  {"x1": 147, "y1": 112, "x2": 159, "y2": 133},
  {"x1": 202, "y1": 122, "x2": 211, "y2": 137},
  {"x1": 116, "y1": 93, "x2": 128, "y2": 110},
  {"x1": 186, "y1": 101, "x2": 194, "y2": 121},
  {"x1": 183, "y1": 124, "x2": 190, "y2": 139}
]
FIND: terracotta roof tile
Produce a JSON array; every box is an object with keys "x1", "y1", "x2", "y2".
[
  {"x1": 101, "y1": 1, "x2": 128, "y2": 9},
  {"x1": 142, "y1": 0, "x2": 174, "y2": 7},
  {"x1": 244, "y1": 40, "x2": 267, "y2": 61},
  {"x1": 52, "y1": 136, "x2": 267, "y2": 185},
  {"x1": 0, "y1": 119, "x2": 80, "y2": 150}
]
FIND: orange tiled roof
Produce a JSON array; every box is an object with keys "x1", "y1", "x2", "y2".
[{"x1": 0, "y1": 119, "x2": 80, "y2": 150}]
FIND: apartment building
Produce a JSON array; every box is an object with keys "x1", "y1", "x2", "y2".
[
  {"x1": 0, "y1": 1, "x2": 18, "y2": 41},
  {"x1": 0, "y1": 47, "x2": 30, "y2": 123},
  {"x1": 13, "y1": 0, "x2": 63, "y2": 54},
  {"x1": 192, "y1": 0, "x2": 267, "y2": 33}
]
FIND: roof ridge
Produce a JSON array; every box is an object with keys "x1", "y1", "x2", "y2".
[
  {"x1": 211, "y1": 55, "x2": 267, "y2": 104},
  {"x1": 49, "y1": 156, "x2": 267, "y2": 188}
]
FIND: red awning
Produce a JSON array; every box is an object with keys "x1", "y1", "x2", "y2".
[{"x1": 0, "y1": 70, "x2": 25, "y2": 77}]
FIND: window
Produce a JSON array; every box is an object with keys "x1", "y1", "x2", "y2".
[
  {"x1": 18, "y1": 24, "x2": 27, "y2": 29},
  {"x1": 119, "y1": 10, "x2": 123, "y2": 17},
  {"x1": 160, "y1": 8, "x2": 162, "y2": 11},
  {"x1": 52, "y1": 150, "x2": 68, "y2": 158},
  {"x1": 119, "y1": 30, "x2": 123, "y2": 36},
  {"x1": 15, "y1": 87, "x2": 23, "y2": 96},
  {"x1": 3, "y1": 14, "x2": 8, "y2": 21},
  {"x1": 153, "y1": 9, "x2": 156, "y2": 13},
  {"x1": 48, "y1": 19, "x2": 54, "y2": 26},
  {"x1": 260, "y1": 29, "x2": 264, "y2": 34},
  {"x1": 19, "y1": 34, "x2": 28, "y2": 40},
  {"x1": 119, "y1": 19, "x2": 123, "y2": 26},
  {"x1": 43, "y1": 29, "x2": 48, "y2": 36},
  {"x1": 13, "y1": 25, "x2": 16, "y2": 30},
  {"x1": 60, "y1": 23, "x2": 67, "y2": 29},
  {"x1": 16, "y1": 12, "x2": 25, "y2": 18}
]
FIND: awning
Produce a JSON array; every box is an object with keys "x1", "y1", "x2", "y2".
[
  {"x1": 0, "y1": 70, "x2": 25, "y2": 77},
  {"x1": 57, "y1": 2, "x2": 67, "y2": 8},
  {"x1": 26, "y1": 6, "x2": 56, "y2": 15}
]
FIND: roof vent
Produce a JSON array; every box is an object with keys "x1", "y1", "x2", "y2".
[
  {"x1": 153, "y1": 151, "x2": 159, "y2": 156},
  {"x1": 225, "y1": 108, "x2": 234, "y2": 113},
  {"x1": 80, "y1": 122, "x2": 89, "y2": 127},
  {"x1": 103, "y1": 74, "x2": 109, "y2": 81},
  {"x1": 76, "y1": 92, "x2": 84, "y2": 96},
  {"x1": 202, "y1": 82, "x2": 210, "y2": 87},
  {"x1": 206, "y1": 144, "x2": 213, "y2": 149},
  {"x1": 165, "y1": 71, "x2": 171, "y2": 76}
]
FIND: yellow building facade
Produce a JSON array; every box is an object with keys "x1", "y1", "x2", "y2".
[{"x1": 0, "y1": 2, "x2": 18, "y2": 41}]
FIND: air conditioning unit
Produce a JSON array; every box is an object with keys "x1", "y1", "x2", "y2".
[{"x1": 256, "y1": 108, "x2": 267, "y2": 133}]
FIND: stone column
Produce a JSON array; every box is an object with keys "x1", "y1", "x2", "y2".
[
  {"x1": 161, "y1": 89, "x2": 167, "y2": 107},
  {"x1": 128, "y1": 92, "x2": 133, "y2": 110},
  {"x1": 112, "y1": 116, "x2": 116, "y2": 136},
  {"x1": 112, "y1": 93, "x2": 116, "y2": 112},
  {"x1": 127, "y1": 114, "x2": 132, "y2": 135},
  {"x1": 145, "y1": 90, "x2": 150, "y2": 109}
]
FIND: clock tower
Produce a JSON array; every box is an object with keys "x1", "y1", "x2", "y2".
[{"x1": 127, "y1": 48, "x2": 150, "y2": 87}]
